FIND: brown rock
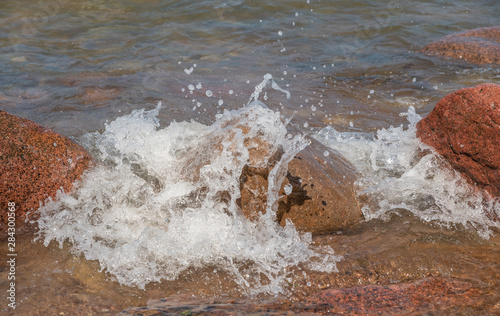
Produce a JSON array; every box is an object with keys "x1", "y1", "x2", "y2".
[
  {"x1": 277, "y1": 138, "x2": 363, "y2": 234},
  {"x1": 0, "y1": 110, "x2": 93, "y2": 238},
  {"x1": 416, "y1": 83, "x2": 500, "y2": 198},
  {"x1": 421, "y1": 26, "x2": 500, "y2": 65},
  {"x1": 239, "y1": 134, "x2": 363, "y2": 234}
]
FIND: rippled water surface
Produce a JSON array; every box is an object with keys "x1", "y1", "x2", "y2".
[{"x1": 1, "y1": 0, "x2": 500, "y2": 314}]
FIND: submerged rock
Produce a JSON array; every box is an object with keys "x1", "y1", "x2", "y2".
[
  {"x1": 416, "y1": 83, "x2": 500, "y2": 199},
  {"x1": 79, "y1": 86, "x2": 121, "y2": 106},
  {"x1": 119, "y1": 277, "x2": 481, "y2": 315},
  {"x1": 0, "y1": 110, "x2": 92, "y2": 238},
  {"x1": 239, "y1": 132, "x2": 363, "y2": 234},
  {"x1": 421, "y1": 26, "x2": 500, "y2": 65},
  {"x1": 299, "y1": 277, "x2": 480, "y2": 314}
]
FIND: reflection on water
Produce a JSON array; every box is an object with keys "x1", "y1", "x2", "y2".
[{"x1": 1, "y1": 0, "x2": 500, "y2": 314}]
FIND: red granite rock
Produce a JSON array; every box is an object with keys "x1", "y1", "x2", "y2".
[
  {"x1": 299, "y1": 277, "x2": 480, "y2": 314},
  {"x1": 120, "y1": 278, "x2": 482, "y2": 315},
  {"x1": 421, "y1": 26, "x2": 500, "y2": 65},
  {"x1": 416, "y1": 83, "x2": 500, "y2": 198},
  {"x1": 0, "y1": 110, "x2": 93, "y2": 238}
]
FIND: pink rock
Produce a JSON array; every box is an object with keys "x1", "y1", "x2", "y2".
[
  {"x1": 416, "y1": 83, "x2": 500, "y2": 198},
  {"x1": 421, "y1": 26, "x2": 500, "y2": 65},
  {"x1": 0, "y1": 110, "x2": 93, "y2": 238}
]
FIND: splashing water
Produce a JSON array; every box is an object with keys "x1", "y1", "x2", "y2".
[
  {"x1": 314, "y1": 106, "x2": 500, "y2": 239},
  {"x1": 36, "y1": 75, "x2": 340, "y2": 294}
]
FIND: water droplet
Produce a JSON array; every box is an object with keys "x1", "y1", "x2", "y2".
[{"x1": 206, "y1": 90, "x2": 213, "y2": 97}]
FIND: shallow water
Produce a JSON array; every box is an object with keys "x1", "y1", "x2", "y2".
[{"x1": 1, "y1": 0, "x2": 500, "y2": 314}]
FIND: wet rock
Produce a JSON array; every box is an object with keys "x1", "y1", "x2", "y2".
[
  {"x1": 277, "y1": 138, "x2": 363, "y2": 234},
  {"x1": 299, "y1": 277, "x2": 480, "y2": 315},
  {"x1": 119, "y1": 278, "x2": 481, "y2": 315},
  {"x1": 416, "y1": 83, "x2": 500, "y2": 198},
  {"x1": 421, "y1": 26, "x2": 500, "y2": 65},
  {"x1": 239, "y1": 134, "x2": 363, "y2": 234},
  {"x1": 0, "y1": 110, "x2": 92, "y2": 238}
]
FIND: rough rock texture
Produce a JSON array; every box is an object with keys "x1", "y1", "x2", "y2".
[
  {"x1": 416, "y1": 83, "x2": 500, "y2": 198},
  {"x1": 421, "y1": 26, "x2": 500, "y2": 65},
  {"x1": 299, "y1": 277, "x2": 480, "y2": 315},
  {"x1": 119, "y1": 278, "x2": 482, "y2": 315},
  {"x1": 277, "y1": 138, "x2": 362, "y2": 234},
  {"x1": 239, "y1": 134, "x2": 363, "y2": 234},
  {"x1": 0, "y1": 110, "x2": 92, "y2": 238}
]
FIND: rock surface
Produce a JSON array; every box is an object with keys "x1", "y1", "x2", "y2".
[
  {"x1": 421, "y1": 26, "x2": 500, "y2": 65},
  {"x1": 277, "y1": 137, "x2": 362, "y2": 234},
  {"x1": 416, "y1": 83, "x2": 500, "y2": 198},
  {"x1": 119, "y1": 277, "x2": 482, "y2": 315},
  {"x1": 239, "y1": 133, "x2": 363, "y2": 234},
  {"x1": 0, "y1": 110, "x2": 92, "y2": 238},
  {"x1": 299, "y1": 277, "x2": 480, "y2": 315}
]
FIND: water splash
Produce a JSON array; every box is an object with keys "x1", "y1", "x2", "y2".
[
  {"x1": 314, "y1": 106, "x2": 500, "y2": 239},
  {"x1": 248, "y1": 73, "x2": 291, "y2": 106},
  {"x1": 36, "y1": 97, "x2": 339, "y2": 294}
]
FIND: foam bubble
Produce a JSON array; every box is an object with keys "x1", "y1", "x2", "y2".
[
  {"x1": 314, "y1": 106, "x2": 500, "y2": 239},
  {"x1": 36, "y1": 101, "x2": 340, "y2": 294}
]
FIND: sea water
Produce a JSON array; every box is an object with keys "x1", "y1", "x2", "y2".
[
  {"x1": 35, "y1": 75, "x2": 499, "y2": 296},
  {"x1": 36, "y1": 76, "x2": 341, "y2": 294},
  {"x1": 314, "y1": 107, "x2": 500, "y2": 239},
  {"x1": 1, "y1": 0, "x2": 500, "y2": 312}
]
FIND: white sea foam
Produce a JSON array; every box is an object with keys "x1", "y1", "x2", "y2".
[
  {"x1": 314, "y1": 106, "x2": 500, "y2": 239},
  {"x1": 36, "y1": 76, "x2": 340, "y2": 294}
]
